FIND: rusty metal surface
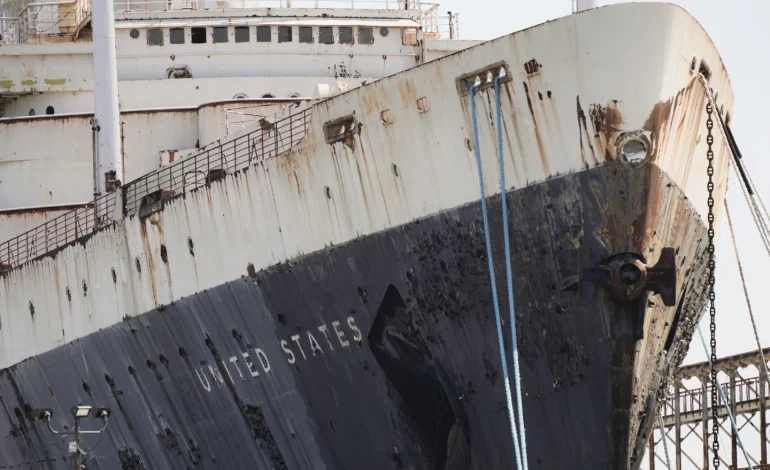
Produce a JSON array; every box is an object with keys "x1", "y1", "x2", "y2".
[
  {"x1": 0, "y1": 3, "x2": 738, "y2": 468},
  {"x1": 0, "y1": 163, "x2": 708, "y2": 469}
]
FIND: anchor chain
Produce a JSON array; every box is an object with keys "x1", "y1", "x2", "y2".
[{"x1": 706, "y1": 102, "x2": 719, "y2": 469}]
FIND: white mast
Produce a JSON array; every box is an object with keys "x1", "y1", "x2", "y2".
[
  {"x1": 573, "y1": 0, "x2": 598, "y2": 13},
  {"x1": 91, "y1": 0, "x2": 123, "y2": 197}
]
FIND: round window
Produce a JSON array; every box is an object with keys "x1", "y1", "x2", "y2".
[
  {"x1": 380, "y1": 27, "x2": 389, "y2": 37},
  {"x1": 261, "y1": 93, "x2": 275, "y2": 99},
  {"x1": 46, "y1": 106, "x2": 54, "y2": 115},
  {"x1": 129, "y1": 29, "x2": 140, "y2": 39},
  {"x1": 28, "y1": 109, "x2": 35, "y2": 116}
]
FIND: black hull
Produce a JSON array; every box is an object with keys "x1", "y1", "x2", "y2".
[{"x1": 0, "y1": 164, "x2": 707, "y2": 469}]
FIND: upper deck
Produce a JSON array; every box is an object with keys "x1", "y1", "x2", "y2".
[{"x1": 0, "y1": 0, "x2": 459, "y2": 45}]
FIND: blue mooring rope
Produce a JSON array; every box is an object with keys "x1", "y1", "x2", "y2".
[
  {"x1": 469, "y1": 78, "x2": 525, "y2": 470},
  {"x1": 495, "y1": 71, "x2": 529, "y2": 469}
]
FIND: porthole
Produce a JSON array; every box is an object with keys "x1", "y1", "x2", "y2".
[
  {"x1": 380, "y1": 27, "x2": 389, "y2": 37},
  {"x1": 130, "y1": 28, "x2": 140, "y2": 39},
  {"x1": 233, "y1": 93, "x2": 248, "y2": 99},
  {"x1": 46, "y1": 106, "x2": 54, "y2": 115},
  {"x1": 28, "y1": 109, "x2": 35, "y2": 116},
  {"x1": 261, "y1": 93, "x2": 275, "y2": 99}
]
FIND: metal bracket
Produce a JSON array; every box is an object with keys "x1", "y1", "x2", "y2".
[{"x1": 580, "y1": 248, "x2": 677, "y2": 307}]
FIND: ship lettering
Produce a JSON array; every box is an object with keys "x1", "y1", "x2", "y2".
[{"x1": 194, "y1": 316, "x2": 362, "y2": 392}]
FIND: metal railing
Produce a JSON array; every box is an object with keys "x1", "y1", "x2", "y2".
[
  {"x1": 113, "y1": 0, "x2": 459, "y2": 38},
  {"x1": 0, "y1": 194, "x2": 115, "y2": 271},
  {"x1": 660, "y1": 374, "x2": 767, "y2": 427},
  {"x1": 0, "y1": 0, "x2": 90, "y2": 44},
  {"x1": 122, "y1": 106, "x2": 311, "y2": 216},
  {"x1": 0, "y1": 106, "x2": 311, "y2": 271}
]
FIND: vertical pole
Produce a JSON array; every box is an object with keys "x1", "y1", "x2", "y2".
[
  {"x1": 703, "y1": 376, "x2": 710, "y2": 470},
  {"x1": 649, "y1": 429, "x2": 656, "y2": 470},
  {"x1": 761, "y1": 370, "x2": 768, "y2": 466},
  {"x1": 91, "y1": 0, "x2": 123, "y2": 197},
  {"x1": 675, "y1": 382, "x2": 682, "y2": 470},
  {"x1": 73, "y1": 416, "x2": 82, "y2": 469},
  {"x1": 730, "y1": 372, "x2": 737, "y2": 469}
]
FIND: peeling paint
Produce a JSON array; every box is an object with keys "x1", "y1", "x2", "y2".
[
  {"x1": 43, "y1": 78, "x2": 67, "y2": 86},
  {"x1": 0, "y1": 80, "x2": 14, "y2": 90},
  {"x1": 20, "y1": 80, "x2": 37, "y2": 87}
]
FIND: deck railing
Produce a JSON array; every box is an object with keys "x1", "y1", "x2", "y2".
[
  {"x1": 114, "y1": 0, "x2": 458, "y2": 37},
  {"x1": 1, "y1": 0, "x2": 458, "y2": 43},
  {"x1": 0, "y1": 107, "x2": 312, "y2": 272},
  {"x1": 0, "y1": 0, "x2": 90, "y2": 44}
]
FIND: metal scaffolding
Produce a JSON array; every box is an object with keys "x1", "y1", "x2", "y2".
[{"x1": 647, "y1": 347, "x2": 770, "y2": 469}]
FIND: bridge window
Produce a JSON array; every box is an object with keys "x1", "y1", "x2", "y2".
[
  {"x1": 319, "y1": 26, "x2": 333, "y2": 44},
  {"x1": 339, "y1": 27, "x2": 353, "y2": 44},
  {"x1": 170, "y1": 28, "x2": 184, "y2": 44},
  {"x1": 257, "y1": 26, "x2": 271, "y2": 42},
  {"x1": 235, "y1": 26, "x2": 249, "y2": 43},
  {"x1": 191, "y1": 27, "x2": 207, "y2": 44},
  {"x1": 402, "y1": 27, "x2": 417, "y2": 45},
  {"x1": 213, "y1": 27, "x2": 228, "y2": 43},
  {"x1": 299, "y1": 26, "x2": 313, "y2": 43},
  {"x1": 358, "y1": 27, "x2": 374, "y2": 44},
  {"x1": 147, "y1": 28, "x2": 164, "y2": 46},
  {"x1": 278, "y1": 26, "x2": 292, "y2": 43}
]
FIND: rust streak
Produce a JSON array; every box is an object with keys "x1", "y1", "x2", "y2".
[{"x1": 522, "y1": 82, "x2": 550, "y2": 175}]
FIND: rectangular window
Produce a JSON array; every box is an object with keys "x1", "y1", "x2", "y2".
[
  {"x1": 298, "y1": 26, "x2": 313, "y2": 44},
  {"x1": 169, "y1": 28, "x2": 184, "y2": 44},
  {"x1": 339, "y1": 27, "x2": 353, "y2": 44},
  {"x1": 191, "y1": 27, "x2": 207, "y2": 44},
  {"x1": 278, "y1": 26, "x2": 292, "y2": 43},
  {"x1": 402, "y1": 27, "x2": 417, "y2": 45},
  {"x1": 213, "y1": 26, "x2": 228, "y2": 43},
  {"x1": 256, "y1": 26, "x2": 271, "y2": 42},
  {"x1": 319, "y1": 26, "x2": 333, "y2": 44},
  {"x1": 357, "y1": 27, "x2": 373, "y2": 44},
  {"x1": 147, "y1": 28, "x2": 164, "y2": 46},
  {"x1": 234, "y1": 26, "x2": 249, "y2": 43}
]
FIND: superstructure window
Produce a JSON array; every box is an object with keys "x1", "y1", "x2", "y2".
[
  {"x1": 319, "y1": 26, "x2": 333, "y2": 44},
  {"x1": 170, "y1": 28, "x2": 185, "y2": 44},
  {"x1": 257, "y1": 26, "x2": 271, "y2": 42},
  {"x1": 299, "y1": 26, "x2": 313, "y2": 43},
  {"x1": 402, "y1": 27, "x2": 418, "y2": 45},
  {"x1": 213, "y1": 27, "x2": 228, "y2": 43},
  {"x1": 234, "y1": 26, "x2": 249, "y2": 43},
  {"x1": 358, "y1": 27, "x2": 373, "y2": 44},
  {"x1": 278, "y1": 26, "x2": 292, "y2": 43},
  {"x1": 339, "y1": 27, "x2": 353, "y2": 44},
  {"x1": 191, "y1": 27, "x2": 207, "y2": 44},
  {"x1": 147, "y1": 28, "x2": 164, "y2": 46}
]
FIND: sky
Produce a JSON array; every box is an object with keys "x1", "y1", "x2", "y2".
[{"x1": 441, "y1": 0, "x2": 770, "y2": 467}]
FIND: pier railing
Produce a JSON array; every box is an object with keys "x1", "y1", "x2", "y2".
[{"x1": 0, "y1": 106, "x2": 311, "y2": 272}]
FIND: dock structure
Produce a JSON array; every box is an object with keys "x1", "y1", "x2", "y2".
[{"x1": 647, "y1": 347, "x2": 770, "y2": 469}]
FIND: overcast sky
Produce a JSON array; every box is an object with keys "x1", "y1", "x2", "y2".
[{"x1": 443, "y1": 1, "x2": 770, "y2": 467}]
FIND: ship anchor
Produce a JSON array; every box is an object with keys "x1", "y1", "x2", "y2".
[{"x1": 579, "y1": 248, "x2": 677, "y2": 307}]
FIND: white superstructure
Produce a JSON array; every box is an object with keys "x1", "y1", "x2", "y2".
[{"x1": 0, "y1": 0, "x2": 477, "y2": 243}]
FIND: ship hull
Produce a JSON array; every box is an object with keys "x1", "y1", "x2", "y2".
[{"x1": 0, "y1": 163, "x2": 708, "y2": 469}]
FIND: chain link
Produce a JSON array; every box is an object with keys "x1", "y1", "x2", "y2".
[{"x1": 706, "y1": 101, "x2": 719, "y2": 469}]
